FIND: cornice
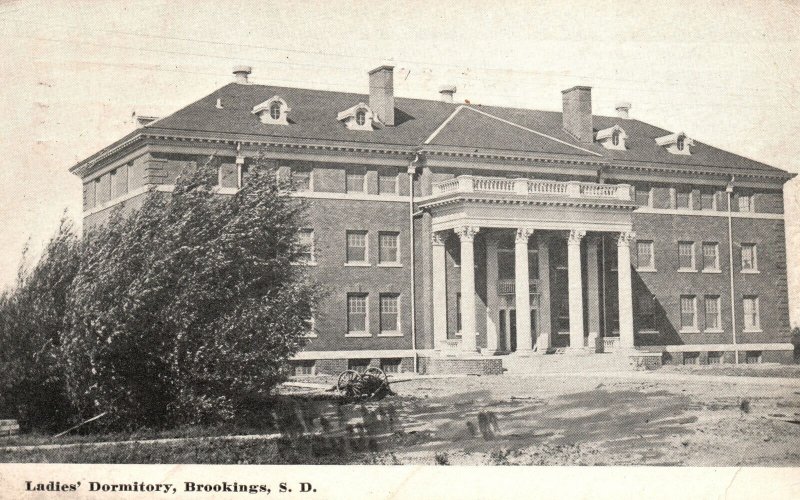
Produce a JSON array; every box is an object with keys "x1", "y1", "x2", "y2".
[{"x1": 418, "y1": 193, "x2": 638, "y2": 212}]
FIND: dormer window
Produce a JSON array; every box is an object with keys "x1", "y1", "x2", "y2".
[
  {"x1": 595, "y1": 125, "x2": 628, "y2": 150},
  {"x1": 252, "y1": 96, "x2": 290, "y2": 125},
  {"x1": 337, "y1": 103, "x2": 382, "y2": 131},
  {"x1": 655, "y1": 132, "x2": 694, "y2": 155}
]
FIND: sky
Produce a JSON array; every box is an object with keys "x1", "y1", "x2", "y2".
[{"x1": 0, "y1": 0, "x2": 799, "y2": 324}]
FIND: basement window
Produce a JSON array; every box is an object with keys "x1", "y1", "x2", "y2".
[
  {"x1": 745, "y1": 351, "x2": 762, "y2": 364},
  {"x1": 708, "y1": 351, "x2": 723, "y2": 364},
  {"x1": 682, "y1": 352, "x2": 700, "y2": 365},
  {"x1": 380, "y1": 358, "x2": 402, "y2": 374},
  {"x1": 348, "y1": 359, "x2": 370, "y2": 373},
  {"x1": 292, "y1": 361, "x2": 316, "y2": 376}
]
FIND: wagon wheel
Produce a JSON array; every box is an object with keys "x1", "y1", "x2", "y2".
[
  {"x1": 337, "y1": 370, "x2": 362, "y2": 398},
  {"x1": 361, "y1": 367, "x2": 389, "y2": 398},
  {"x1": 363, "y1": 367, "x2": 388, "y2": 386}
]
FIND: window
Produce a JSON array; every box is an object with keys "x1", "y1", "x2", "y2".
[
  {"x1": 378, "y1": 232, "x2": 399, "y2": 264},
  {"x1": 635, "y1": 185, "x2": 651, "y2": 206},
  {"x1": 700, "y1": 189, "x2": 716, "y2": 210},
  {"x1": 678, "y1": 242, "x2": 695, "y2": 270},
  {"x1": 612, "y1": 130, "x2": 620, "y2": 146},
  {"x1": 702, "y1": 242, "x2": 719, "y2": 271},
  {"x1": 298, "y1": 229, "x2": 315, "y2": 263},
  {"x1": 219, "y1": 163, "x2": 239, "y2": 188},
  {"x1": 682, "y1": 352, "x2": 699, "y2": 365},
  {"x1": 708, "y1": 351, "x2": 723, "y2": 364},
  {"x1": 676, "y1": 187, "x2": 691, "y2": 209},
  {"x1": 738, "y1": 194, "x2": 753, "y2": 213},
  {"x1": 380, "y1": 358, "x2": 401, "y2": 374},
  {"x1": 638, "y1": 294, "x2": 656, "y2": 331},
  {"x1": 676, "y1": 136, "x2": 685, "y2": 151},
  {"x1": 346, "y1": 230, "x2": 368, "y2": 263},
  {"x1": 346, "y1": 170, "x2": 365, "y2": 193},
  {"x1": 745, "y1": 351, "x2": 762, "y2": 364},
  {"x1": 680, "y1": 295, "x2": 697, "y2": 331},
  {"x1": 355, "y1": 110, "x2": 366, "y2": 126},
  {"x1": 456, "y1": 293, "x2": 463, "y2": 333},
  {"x1": 704, "y1": 296, "x2": 721, "y2": 330},
  {"x1": 291, "y1": 169, "x2": 311, "y2": 191},
  {"x1": 292, "y1": 361, "x2": 315, "y2": 376},
  {"x1": 743, "y1": 296, "x2": 760, "y2": 331},
  {"x1": 636, "y1": 241, "x2": 654, "y2": 270},
  {"x1": 347, "y1": 294, "x2": 368, "y2": 334},
  {"x1": 270, "y1": 102, "x2": 282, "y2": 120},
  {"x1": 378, "y1": 172, "x2": 397, "y2": 194},
  {"x1": 348, "y1": 359, "x2": 370, "y2": 372},
  {"x1": 741, "y1": 243, "x2": 758, "y2": 271},
  {"x1": 557, "y1": 296, "x2": 571, "y2": 333},
  {"x1": 379, "y1": 294, "x2": 400, "y2": 333}
]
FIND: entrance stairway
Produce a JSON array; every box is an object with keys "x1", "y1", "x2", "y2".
[{"x1": 500, "y1": 351, "x2": 641, "y2": 374}]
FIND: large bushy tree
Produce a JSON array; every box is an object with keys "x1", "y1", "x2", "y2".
[
  {"x1": 0, "y1": 218, "x2": 80, "y2": 431},
  {"x1": 62, "y1": 159, "x2": 318, "y2": 427}
]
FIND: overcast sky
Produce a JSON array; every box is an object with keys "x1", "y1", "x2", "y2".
[{"x1": 1, "y1": 0, "x2": 798, "y2": 324}]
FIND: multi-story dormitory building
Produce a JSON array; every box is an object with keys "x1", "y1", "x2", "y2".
[{"x1": 71, "y1": 64, "x2": 795, "y2": 375}]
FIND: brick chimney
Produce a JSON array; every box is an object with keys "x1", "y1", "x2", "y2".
[
  {"x1": 232, "y1": 65, "x2": 252, "y2": 84},
  {"x1": 369, "y1": 65, "x2": 395, "y2": 126},
  {"x1": 439, "y1": 85, "x2": 457, "y2": 103},
  {"x1": 561, "y1": 86, "x2": 593, "y2": 143}
]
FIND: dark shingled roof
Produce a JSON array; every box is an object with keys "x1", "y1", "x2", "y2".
[{"x1": 78, "y1": 82, "x2": 791, "y2": 178}]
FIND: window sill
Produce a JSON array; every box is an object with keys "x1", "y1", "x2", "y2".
[
  {"x1": 345, "y1": 332, "x2": 372, "y2": 338},
  {"x1": 637, "y1": 329, "x2": 660, "y2": 335},
  {"x1": 303, "y1": 333, "x2": 318, "y2": 338},
  {"x1": 377, "y1": 332, "x2": 403, "y2": 337},
  {"x1": 701, "y1": 269, "x2": 722, "y2": 274},
  {"x1": 344, "y1": 262, "x2": 371, "y2": 267},
  {"x1": 680, "y1": 328, "x2": 701, "y2": 334},
  {"x1": 636, "y1": 267, "x2": 657, "y2": 273},
  {"x1": 741, "y1": 269, "x2": 760, "y2": 274},
  {"x1": 291, "y1": 261, "x2": 318, "y2": 267},
  {"x1": 704, "y1": 329, "x2": 724, "y2": 334},
  {"x1": 677, "y1": 268, "x2": 697, "y2": 273},
  {"x1": 742, "y1": 329, "x2": 763, "y2": 334},
  {"x1": 377, "y1": 263, "x2": 403, "y2": 268}
]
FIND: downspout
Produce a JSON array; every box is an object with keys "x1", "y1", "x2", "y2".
[
  {"x1": 726, "y1": 177, "x2": 739, "y2": 364},
  {"x1": 408, "y1": 155, "x2": 420, "y2": 373}
]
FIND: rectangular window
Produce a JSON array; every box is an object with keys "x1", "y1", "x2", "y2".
[
  {"x1": 636, "y1": 241, "x2": 654, "y2": 270},
  {"x1": 741, "y1": 243, "x2": 757, "y2": 271},
  {"x1": 638, "y1": 294, "x2": 656, "y2": 331},
  {"x1": 379, "y1": 294, "x2": 400, "y2": 333},
  {"x1": 708, "y1": 351, "x2": 723, "y2": 364},
  {"x1": 704, "y1": 296, "x2": 721, "y2": 330},
  {"x1": 348, "y1": 359, "x2": 370, "y2": 372},
  {"x1": 347, "y1": 294, "x2": 368, "y2": 333},
  {"x1": 738, "y1": 194, "x2": 753, "y2": 213},
  {"x1": 702, "y1": 242, "x2": 719, "y2": 271},
  {"x1": 378, "y1": 172, "x2": 397, "y2": 194},
  {"x1": 346, "y1": 231, "x2": 368, "y2": 263},
  {"x1": 380, "y1": 358, "x2": 402, "y2": 374},
  {"x1": 635, "y1": 185, "x2": 651, "y2": 206},
  {"x1": 745, "y1": 351, "x2": 762, "y2": 364},
  {"x1": 219, "y1": 164, "x2": 239, "y2": 188},
  {"x1": 676, "y1": 187, "x2": 691, "y2": 209},
  {"x1": 298, "y1": 229, "x2": 315, "y2": 263},
  {"x1": 346, "y1": 170, "x2": 365, "y2": 193},
  {"x1": 378, "y1": 232, "x2": 399, "y2": 264},
  {"x1": 680, "y1": 295, "x2": 697, "y2": 330},
  {"x1": 456, "y1": 293, "x2": 463, "y2": 333},
  {"x1": 700, "y1": 189, "x2": 716, "y2": 210},
  {"x1": 557, "y1": 296, "x2": 571, "y2": 333},
  {"x1": 292, "y1": 169, "x2": 311, "y2": 192},
  {"x1": 683, "y1": 352, "x2": 700, "y2": 365},
  {"x1": 292, "y1": 361, "x2": 315, "y2": 376},
  {"x1": 678, "y1": 242, "x2": 695, "y2": 270},
  {"x1": 743, "y1": 296, "x2": 760, "y2": 331}
]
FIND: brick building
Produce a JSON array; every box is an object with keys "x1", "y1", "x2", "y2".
[{"x1": 71, "y1": 65, "x2": 796, "y2": 374}]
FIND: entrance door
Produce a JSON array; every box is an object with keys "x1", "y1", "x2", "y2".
[{"x1": 498, "y1": 309, "x2": 517, "y2": 352}]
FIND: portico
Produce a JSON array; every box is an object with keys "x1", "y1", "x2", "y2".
[{"x1": 421, "y1": 175, "x2": 638, "y2": 356}]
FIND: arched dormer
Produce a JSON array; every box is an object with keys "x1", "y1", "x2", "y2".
[
  {"x1": 595, "y1": 124, "x2": 628, "y2": 150},
  {"x1": 655, "y1": 132, "x2": 694, "y2": 155},
  {"x1": 337, "y1": 103, "x2": 383, "y2": 131},
  {"x1": 252, "y1": 96, "x2": 290, "y2": 125}
]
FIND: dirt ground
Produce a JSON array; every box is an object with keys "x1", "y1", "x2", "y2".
[{"x1": 304, "y1": 367, "x2": 800, "y2": 466}]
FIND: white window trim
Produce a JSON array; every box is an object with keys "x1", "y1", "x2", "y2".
[
  {"x1": 743, "y1": 296, "x2": 762, "y2": 333},
  {"x1": 741, "y1": 244, "x2": 759, "y2": 273},
  {"x1": 290, "y1": 168, "x2": 314, "y2": 193},
  {"x1": 346, "y1": 171, "x2": 368, "y2": 194},
  {"x1": 345, "y1": 230, "x2": 370, "y2": 266},
  {"x1": 346, "y1": 293, "x2": 371, "y2": 337},
  {"x1": 677, "y1": 241, "x2": 696, "y2": 272},
  {"x1": 636, "y1": 240, "x2": 656, "y2": 272},
  {"x1": 378, "y1": 172, "x2": 399, "y2": 196},
  {"x1": 378, "y1": 231, "x2": 401, "y2": 266},
  {"x1": 701, "y1": 242, "x2": 720, "y2": 273},
  {"x1": 299, "y1": 228, "x2": 316, "y2": 265},
  {"x1": 680, "y1": 295, "x2": 699, "y2": 333},
  {"x1": 703, "y1": 296, "x2": 722, "y2": 333},
  {"x1": 377, "y1": 293, "x2": 402, "y2": 337}
]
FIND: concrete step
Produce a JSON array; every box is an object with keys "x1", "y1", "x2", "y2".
[{"x1": 500, "y1": 352, "x2": 636, "y2": 374}]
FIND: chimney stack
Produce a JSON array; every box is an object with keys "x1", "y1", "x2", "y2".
[
  {"x1": 232, "y1": 65, "x2": 252, "y2": 84},
  {"x1": 561, "y1": 86, "x2": 593, "y2": 143},
  {"x1": 615, "y1": 101, "x2": 631, "y2": 119},
  {"x1": 368, "y1": 65, "x2": 395, "y2": 126},
  {"x1": 439, "y1": 85, "x2": 457, "y2": 103}
]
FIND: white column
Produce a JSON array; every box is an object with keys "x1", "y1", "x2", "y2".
[
  {"x1": 536, "y1": 236, "x2": 551, "y2": 352},
  {"x1": 432, "y1": 232, "x2": 448, "y2": 349},
  {"x1": 485, "y1": 234, "x2": 500, "y2": 353},
  {"x1": 515, "y1": 227, "x2": 535, "y2": 352},
  {"x1": 617, "y1": 231, "x2": 636, "y2": 349},
  {"x1": 455, "y1": 226, "x2": 479, "y2": 352},
  {"x1": 567, "y1": 229, "x2": 586, "y2": 351}
]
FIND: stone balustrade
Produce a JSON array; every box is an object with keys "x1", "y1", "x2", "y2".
[{"x1": 431, "y1": 175, "x2": 632, "y2": 202}]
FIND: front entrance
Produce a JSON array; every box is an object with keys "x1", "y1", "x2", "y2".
[{"x1": 499, "y1": 307, "x2": 538, "y2": 352}]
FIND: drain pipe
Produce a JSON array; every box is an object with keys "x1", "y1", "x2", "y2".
[
  {"x1": 726, "y1": 177, "x2": 739, "y2": 364},
  {"x1": 408, "y1": 155, "x2": 421, "y2": 373}
]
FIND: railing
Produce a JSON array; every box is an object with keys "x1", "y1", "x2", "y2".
[
  {"x1": 431, "y1": 175, "x2": 632, "y2": 201},
  {"x1": 497, "y1": 279, "x2": 540, "y2": 296}
]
